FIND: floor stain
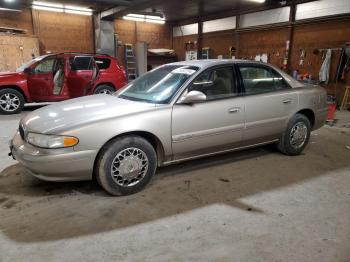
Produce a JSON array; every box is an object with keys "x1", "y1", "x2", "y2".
[
  {"x1": 0, "y1": 197, "x2": 9, "y2": 204},
  {"x1": 2, "y1": 200, "x2": 21, "y2": 209}
]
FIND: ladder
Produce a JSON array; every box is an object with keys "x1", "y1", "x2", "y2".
[
  {"x1": 340, "y1": 86, "x2": 350, "y2": 110},
  {"x1": 124, "y1": 44, "x2": 137, "y2": 81},
  {"x1": 202, "y1": 47, "x2": 210, "y2": 59}
]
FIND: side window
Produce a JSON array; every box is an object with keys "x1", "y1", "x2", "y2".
[
  {"x1": 34, "y1": 57, "x2": 55, "y2": 73},
  {"x1": 94, "y1": 58, "x2": 111, "y2": 69},
  {"x1": 70, "y1": 56, "x2": 93, "y2": 71},
  {"x1": 189, "y1": 67, "x2": 236, "y2": 100},
  {"x1": 239, "y1": 65, "x2": 289, "y2": 95}
]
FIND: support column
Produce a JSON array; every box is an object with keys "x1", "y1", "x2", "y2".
[
  {"x1": 94, "y1": 14, "x2": 116, "y2": 56},
  {"x1": 286, "y1": 1, "x2": 296, "y2": 72},
  {"x1": 197, "y1": 20, "x2": 203, "y2": 59}
]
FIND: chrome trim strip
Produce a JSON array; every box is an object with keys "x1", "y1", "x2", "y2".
[
  {"x1": 163, "y1": 139, "x2": 278, "y2": 166},
  {"x1": 172, "y1": 124, "x2": 244, "y2": 143}
]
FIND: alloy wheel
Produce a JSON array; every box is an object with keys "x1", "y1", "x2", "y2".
[{"x1": 0, "y1": 93, "x2": 20, "y2": 112}]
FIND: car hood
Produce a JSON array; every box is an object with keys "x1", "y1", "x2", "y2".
[
  {"x1": 21, "y1": 95, "x2": 157, "y2": 134},
  {"x1": 0, "y1": 71, "x2": 25, "y2": 80}
]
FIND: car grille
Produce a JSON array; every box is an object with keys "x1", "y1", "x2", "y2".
[{"x1": 19, "y1": 124, "x2": 25, "y2": 140}]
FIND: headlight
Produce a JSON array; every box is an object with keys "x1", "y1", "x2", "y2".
[{"x1": 26, "y1": 132, "x2": 79, "y2": 148}]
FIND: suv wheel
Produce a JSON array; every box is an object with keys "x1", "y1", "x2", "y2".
[
  {"x1": 277, "y1": 113, "x2": 311, "y2": 156},
  {"x1": 93, "y1": 85, "x2": 115, "y2": 95},
  {"x1": 0, "y1": 88, "x2": 25, "y2": 115},
  {"x1": 95, "y1": 135, "x2": 157, "y2": 196}
]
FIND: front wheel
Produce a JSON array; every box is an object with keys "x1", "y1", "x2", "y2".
[
  {"x1": 95, "y1": 136, "x2": 157, "y2": 196},
  {"x1": 277, "y1": 113, "x2": 311, "y2": 156},
  {"x1": 0, "y1": 88, "x2": 25, "y2": 114},
  {"x1": 93, "y1": 85, "x2": 115, "y2": 95}
]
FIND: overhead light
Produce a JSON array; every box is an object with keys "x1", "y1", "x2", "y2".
[
  {"x1": 33, "y1": 1, "x2": 63, "y2": 8},
  {"x1": 0, "y1": 7, "x2": 21, "y2": 12},
  {"x1": 65, "y1": 9, "x2": 92, "y2": 16},
  {"x1": 32, "y1": 5, "x2": 63, "y2": 12},
  {"x1": 65, "y1": 5, "x2": 92, "y2": 12},
  {"x1": 4, "y1": 0, "x2": 15, "y2": 2},
  {"x1": 123, "y1": 13, "x2": 165, "y2": 24},
  {"x1": 249, "y1": 0, "x2": 266, "y2": 3},
  {"x1": 31, "y1": 1, "x2": 93, "y2": 15},
  {"x1": 123, "y1": 16, "x2": 145, "y2": 22}
]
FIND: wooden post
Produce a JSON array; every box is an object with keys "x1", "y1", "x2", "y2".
[{"x1": 286, "y1": 1, "x2": 296, "y2": 72}]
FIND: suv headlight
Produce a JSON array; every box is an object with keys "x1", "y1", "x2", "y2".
[{"x1": 26, "y1": 133, "x2": 79, "y2": 148}]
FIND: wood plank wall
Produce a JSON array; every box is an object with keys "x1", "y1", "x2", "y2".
[
  {"x1": 0, "y1": 35, "x2": 39, "y2": 72},
  {"x1": 0, "y1": 9, "x2": 34, "y2": 34},
  {"x1": 114, "y1": 19, "x2": 172, "y2": 66},
  {"x1": 172, "y1": 19, "x2": 350, "y2": 103},
  {"x1": 0, "y1": 8, "x2": 94, "y2": 55}
]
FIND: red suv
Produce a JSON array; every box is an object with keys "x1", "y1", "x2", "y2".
[{"x1": 0, "y1": 53, "x2": 127, "y2": 114}]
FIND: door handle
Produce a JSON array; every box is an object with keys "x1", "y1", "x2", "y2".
[
  {"x1": 282, "y1": 99, "x2": 292, "y2": 104},
  {"x1": 228, "y1": 107, "x2": 240, "y2": 113},
  {"x1": 43, "y1": 77, "x2": 49, "y2": 81}
]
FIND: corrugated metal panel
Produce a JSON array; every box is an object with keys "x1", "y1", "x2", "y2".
[
  {"x1": 240, "y1": 7, "x2": 290, "y2": 28},
  {"x1": 203, "y1": 16, "x2": 236, "y2": 33},
  {"x1": 296, "y1": 0, "x2": 350, "y2": 20},
  {"x1": 173, "y1": 23, "x2": 198, "y2": 37}
]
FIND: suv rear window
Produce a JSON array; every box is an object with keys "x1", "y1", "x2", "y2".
[
  {"x1": 70, "y1": 56, "x2": 93, "y2": 70},
  {"x1": 95, "y1": 58, "x2": 111, "y2": 69}
]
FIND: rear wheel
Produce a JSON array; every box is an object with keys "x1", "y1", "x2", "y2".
[
  {"x1": 95, "y1": 135, "x2": 157, "y2": 196},
  {"x1": 0, "y1": 88, "x2": 25, "y2": 114},
  {"x1": 277, "y1": 113, "x2": 311, "y2": 156},
  {"x1": 93, "y1": 85, "x2": 115, "y2": 95}
]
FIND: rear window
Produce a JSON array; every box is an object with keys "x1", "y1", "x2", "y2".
[
  {"x1": 70, "y1": 56, "x2": 93, "y2": 70},
  {"x1": 95, "y1": 58, "x2": 111, "y2": 69}
]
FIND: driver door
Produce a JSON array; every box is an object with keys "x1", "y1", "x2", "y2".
[
  {"x1": 66, "y1": 56, "x2": 99, "y2": 98},
  {"x1": 171, "y1": 65, "x2": 245, "y2": 160},
  {"x1": 27, "y1": 55, "x2": 56, "y2": 101}
]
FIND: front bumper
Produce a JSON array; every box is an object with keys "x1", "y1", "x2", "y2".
[{"x1": 10, "y1": 132, "x2": 97, "y2": 182}]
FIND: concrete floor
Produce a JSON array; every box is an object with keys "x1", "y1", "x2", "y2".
[{"x1": 0, "y1": 108, "x2": 350, "y2": 262}]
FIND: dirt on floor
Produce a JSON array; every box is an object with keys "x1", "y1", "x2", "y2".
[{"x1": 0, "y1": 110, "x2": 349, "y2": 262}]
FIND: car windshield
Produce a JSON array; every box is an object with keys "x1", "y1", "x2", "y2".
[
  {"x1": 16, "y1": 56, "x2": 46, "y2": 72},
  {"x1": 116, "y1": 65, "x2": 199, "y2": 104}
]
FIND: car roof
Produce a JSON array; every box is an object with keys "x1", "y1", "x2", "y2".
[{"x1": 168, "y1": 59, "x2": 265, "y2": 69}]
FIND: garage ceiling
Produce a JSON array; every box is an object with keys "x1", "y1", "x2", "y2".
[{"x1": 19, "y1": 0, "x2": 315, "y2": 21}]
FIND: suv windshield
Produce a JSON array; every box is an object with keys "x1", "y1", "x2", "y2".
[
  {"x1": 117, "y1": 65, "x2": 199, "y2": 104},
  {"x1": 16, "y1": 56, "x2": 47, "y2": 72}
]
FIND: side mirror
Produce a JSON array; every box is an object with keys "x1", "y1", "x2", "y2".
[
  {"x1": 24, "y1": 68, "x2": 33, "y2": 75},
  {"x1": 179, "y1": 90, "x2": 207, "y2": 104}
]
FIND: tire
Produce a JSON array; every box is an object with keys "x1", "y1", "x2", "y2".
[
  {"x1": 95, "y1": 135, "x2": 157, "y2": 196},
  {"x1": 93, "y1": 85, "x2": 115, "y2": 95},
  {"x1": 0, "y1": 88, "x2": 25, "y2": 115},
  {"x1": 277, "y1": 113, "x2": 311, "y2": 156}
]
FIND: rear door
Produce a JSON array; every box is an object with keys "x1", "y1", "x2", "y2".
[
  {"x1": 237, "y1": 63, "x2": 298, "y2": 145},
  {"x1": 66, "y1": 56, "x2": 97, "y2": 98},
  {"x1": 171, "y1": 65, "x2": 245, "y2": 160},
  {"x1": 27, "y1": 55, "x2": 56, "y2": 101}
]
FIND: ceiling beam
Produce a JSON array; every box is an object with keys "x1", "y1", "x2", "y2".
[{"x1": 100, "y1": 0, "x2": 165, "y2": 20}]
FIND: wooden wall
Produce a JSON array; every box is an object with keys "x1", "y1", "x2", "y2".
[
  {"x1": 114, "y1": 19, "x2": 172, "y2": 66},
  {"x1": 0, "y1": 9, "x2": 33, "y2": 34},
  {"x1": 0, "y1": 8, "x2": 94, "y2": 55},
  {"x1": 0, "y1": 34, "x2": 39, "y2": 72},
  {"x1": 31, "y1": 10, "x2": 94, "y2": 54}
]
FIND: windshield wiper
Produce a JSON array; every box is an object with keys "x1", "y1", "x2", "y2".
[{"x1": 119, "y1": 94, "x2": 155, "y2": 104}]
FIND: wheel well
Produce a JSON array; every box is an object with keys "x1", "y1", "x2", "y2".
[
  {"x1": 95, "y1": 83, "x2": 115, "y2": 90},
  {"x1": 93, "y1": 131, "x2": 165, "y2": 178},
  {"x1": 297, "y1": 109, "x2": 315, "y2": 127},
  {"x1": 0, "y1": 85, "x2": 28, "y2": 102}
]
